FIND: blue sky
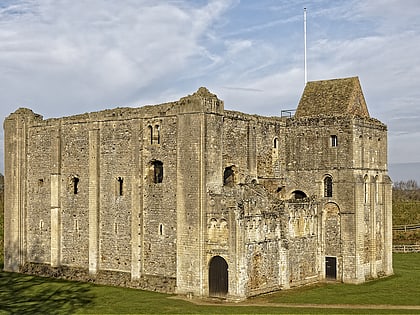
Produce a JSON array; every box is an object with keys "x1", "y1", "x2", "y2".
[{"x1": 1, "y1": 0, "x2": 420, "y2": 179}]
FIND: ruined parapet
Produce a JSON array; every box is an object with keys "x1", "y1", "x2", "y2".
[{"x1": 177, "y1": 87, "x2": 224, "y2": 114}]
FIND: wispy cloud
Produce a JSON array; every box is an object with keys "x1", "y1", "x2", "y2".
[{"x1": 0, "y1": 0, "x2": 420, "y2": 173}]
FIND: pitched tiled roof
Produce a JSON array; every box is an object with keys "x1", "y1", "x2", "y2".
[{"x1": 295, "y1": 77, "x2": 370, "y2": 118}]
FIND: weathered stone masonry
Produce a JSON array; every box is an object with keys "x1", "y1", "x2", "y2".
[{"x1": 4, "y1": 77, "x2": 393, "y2": 299}]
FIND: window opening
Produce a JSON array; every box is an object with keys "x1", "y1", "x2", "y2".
[
  {"x1": 159, "y1": 223, "x2": 164, "y2": 236},
  {"x1": 292, "y1": 190, "x2": 307, "y2": 199},
  {"x1": 273, "y1": 137, "x2": 278, "y2": 149},
  {"x1": 117, "y1": 177, "x2": 124, "y2": 196},
  {"x1": 330, "y1": 135, "x2": 338, "y2": 147},
  {"x1": 148, "y1": 125, "x2": 153, "y2": 144},
  {"x1": 324, "y1": 176, "x2": 333, "y2": 197},
  {"x1": 73, "y1": 176, "x2": 79, "y2": 194},
  {"x1": 364, "y1": 175, "x2": 369, "y2": 204},
  {"x1": 155, "y1": 125, "x2": 160, "y2": 144},
  {"x1": 223, "y1": 166, "x2": 235, "y2": 187},
  {"x1": 152, "y1": 160, "x2": 163, "y2": 183}
]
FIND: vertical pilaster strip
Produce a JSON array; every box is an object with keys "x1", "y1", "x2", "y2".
[
  {"x1": 89, "y1": 127, "x2": 100, "y2": 275},
  {"x1": 131, "y1": 120, "x2": 141, "y2": 280},
  {"x1": 4, "y1": 114, "x2": 28, "y2": 272},
  {"x1": 199, "y1": 113, "x2": 205, "y2": 296},
  {"x1": 247, "y1": 123, "x2": 257, "y2": 179},
  {"x1": 383, "y1": 176, "x2": 393, "y2": 275},
  {"x1": 354, "y1": 175, "x2": 365, "y2": 282},
  {"x1": 50, "y1": 124, "x2": 62, "y2": 267},
  {"x1": 370, "y1": 179, "x2": 377, "y2": 277}
]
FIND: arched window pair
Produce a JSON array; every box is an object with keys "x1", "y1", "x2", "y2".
[
  {"x1": 364, "y1": 175, "x2": 379, "y2": 204},
  {"x1": 148, "y1": 124, "x2": 161, "y2": 145}
]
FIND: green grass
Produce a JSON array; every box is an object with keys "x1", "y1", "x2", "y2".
[
  {"x1": 0, "y1": 191, "x2": 3, "y2": 267},
  {"x1": 254, "y1": 253, "x2": 420, "y2": 306},
  {"x1": 1, "y1": 254, "x2": 419, "y2": 314}
]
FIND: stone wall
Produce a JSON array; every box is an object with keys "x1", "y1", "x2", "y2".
[{"x1": 3, "y1": 81, "x2": 393, "y2": 299}]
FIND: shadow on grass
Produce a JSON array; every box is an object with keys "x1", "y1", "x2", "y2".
[{"x1": 0, "y1": 270, "x2": 94, "y2": 315}]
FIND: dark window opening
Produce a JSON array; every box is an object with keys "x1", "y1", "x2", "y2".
[
  {"x1": 159, "y1": 223, "x2": 164, "y2": 236},
  {"x1": 73, "y1": 177, "x2": 79, "y2": 194},
  {"x1": 331, "y1": 135, "x2": 338, "y2": 147},
  {"x1": 148, "y1": 125, "x2": 153, "y2": 144},
  {"x1": 292, "y1": 190, "x2": 307, "y2": 199},
  {"x1": 117, "y1": 177, "x2": 124, "y2": 196},
  {"x1": 324, "y1": 176, "x2": 333, "y2": 197},
  {"x1": 273, "y1": 137, "x2": 278, "y2": 149},
  {"x1": 223, "y1": 166, "x2": 235, "y2": 187},
  {"x1": 155, "y1": 125, "x2": 160, "y2": 144},
  {"x1": 152, "y1": 160, "x2": 163, "y2": 183}
]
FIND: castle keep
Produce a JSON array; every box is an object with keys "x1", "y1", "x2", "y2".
[{"x1": 4, "y1": 77, "x2": 393, "y2": 299}]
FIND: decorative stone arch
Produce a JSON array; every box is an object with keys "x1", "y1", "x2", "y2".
[{"x1": 208, "y1": 255, "x2": 228, "y2": 297}]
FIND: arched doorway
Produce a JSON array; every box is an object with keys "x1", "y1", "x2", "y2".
[{"x1": 209, "y1": 256, "x2": 228, "y2": 297}]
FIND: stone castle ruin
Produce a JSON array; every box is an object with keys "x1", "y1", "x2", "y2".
[{"x1": 4, "y1": 77, "x2": 392, "y2": 299}]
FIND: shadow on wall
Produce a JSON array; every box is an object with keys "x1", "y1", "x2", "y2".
[{"x1": 0, "y1": 270, "x2": 94, "y2": 315}]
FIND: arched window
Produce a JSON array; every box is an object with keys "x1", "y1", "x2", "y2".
[
  {"x1": 364, "y1": 175, "x2": 369, "y2": 204},
  {"x1": 152, "y1": 160, "x2": 163, "y2": 183},
  {"x1": 72, "y1": 176, "x2": 79, "y2": 194},
  {"x1": 117, "y1": 177, "x2": 124, "y2": 196},
  {"x1": 291, "y1": 190, "x2": 307, "y2": 199},
  {"x1": 155, "y1": 125, "x2": 160, "y2": 144},
  {"x1": 148, "y1": 125, "x2": 153, "y2": 144},
  {"x1": 324, "y1": 176, "x2": 333, "y2": 197},
  {"x1": 223, "y1": 166, "x2": 235, "y2": 187},
  {"x1": 273, "y1": 137, "x2": 278, "y2": 149}
]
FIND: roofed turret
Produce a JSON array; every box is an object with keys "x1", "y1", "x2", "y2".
[{"x1": 295, "y1": 77, "x2": 370, "y2": 118}]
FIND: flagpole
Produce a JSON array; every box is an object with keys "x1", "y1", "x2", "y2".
[{"x1": 304, "y1": 7, "x2": 307, "y2": 85}]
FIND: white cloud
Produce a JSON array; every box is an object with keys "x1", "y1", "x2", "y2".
[{"x1": 1, "y1": 0, "x2": 420, "y2": 173}]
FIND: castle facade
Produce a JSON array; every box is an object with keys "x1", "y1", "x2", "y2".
[{"x1": 4, "y1": 77, "x2": 393, "y2": 299}]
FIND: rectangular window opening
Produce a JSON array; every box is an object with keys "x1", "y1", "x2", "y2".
[{"x1": 330, "y1": 135, "x2": 338, "y2": 147}]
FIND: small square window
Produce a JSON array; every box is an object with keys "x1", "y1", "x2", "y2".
[{"x1": 330, "y1": 135, "x2": 338, "y2": 147}]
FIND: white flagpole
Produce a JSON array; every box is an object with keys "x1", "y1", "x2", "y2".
[{"x1": 304, "y1": 7, "x2": 308, "y2": 85}]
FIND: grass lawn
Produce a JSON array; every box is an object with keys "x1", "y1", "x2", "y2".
[{"x1": 1, "y1": 253, "x2": 419, "y2": 314}]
